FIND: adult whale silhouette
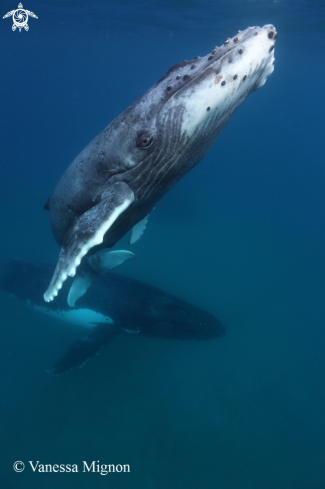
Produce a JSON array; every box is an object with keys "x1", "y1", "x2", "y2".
[
  {"x1": 44, "y1": 25, "x2": 277, "y2": 302},
  {"x1": 0, "y1": 259, "x2": 224, "y2": 374}
]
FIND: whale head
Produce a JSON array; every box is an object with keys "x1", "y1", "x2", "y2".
[
  {"x1": 159, "y1": 24, "x2": 277, "y2": 139},
  {"x1": 107, "y1": 24, "x2": 277, "y2": 201}
]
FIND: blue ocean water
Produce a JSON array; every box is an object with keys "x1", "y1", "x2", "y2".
[{"x1": 1, "y1": 0, "x2": 325, "y2": 487}]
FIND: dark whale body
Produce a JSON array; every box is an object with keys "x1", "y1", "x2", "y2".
[
  {"x1": 0, "y1": 260, "x2": 224, "y2": 374},
  {"x1": 44, "y1": 25, "x2": 277, "y2": 302}
]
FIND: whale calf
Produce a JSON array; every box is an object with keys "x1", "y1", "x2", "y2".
[
  {"x1": 44, "y1": 25, "x2": 277, "y2": 302},
  {"x1": 0, "y1": 259, "x2": 224, "y2": 374}
]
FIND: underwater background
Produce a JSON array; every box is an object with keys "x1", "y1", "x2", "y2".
[{"x1": 1, "y1": 0, "x2": 325, "y2": 487}]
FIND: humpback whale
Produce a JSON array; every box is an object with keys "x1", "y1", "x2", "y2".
[
  {"x1": 0, "y1": 260, "x2": 224, "y2": 374},
  {"x1": 44, "y1": 25, "x2": 277, "y2": 302}
]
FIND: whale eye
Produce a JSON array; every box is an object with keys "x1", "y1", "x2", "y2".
[{"x1": 136, "y1": 130, "x2": 154, "y2": 149}]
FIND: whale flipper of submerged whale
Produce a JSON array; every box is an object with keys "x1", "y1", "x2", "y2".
[
  {"x1": 44, "y1": 25, "x2": 277, "y2": 302},
  {"x1": 49, "y1": 325, "x2": 118, "y2": 375},
  {"x1": 0, "y1": 259, "x2": 225, "y2": 374}
]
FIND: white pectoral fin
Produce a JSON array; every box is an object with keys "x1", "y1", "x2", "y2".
[
  {"x1": 67, "y1": 250, "x2": 136, "y2": 307},
  {"x1": 67, "y1": 270, "x2": 96, "y2": 308},
  {"x1": 130, "y1": 215, "x2": 149, "y2": 244},
  {"x1": 44, "y1": 182, "x2": 134, "y2": 303}
]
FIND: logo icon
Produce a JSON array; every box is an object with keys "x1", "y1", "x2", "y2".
[{"x1": 3, "y1": 3, "x2": 38, "y2": 32}]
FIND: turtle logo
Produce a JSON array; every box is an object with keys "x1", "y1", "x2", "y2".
[{"x1": 3, "y1": 3, "x2": 38, "y2": 32}]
